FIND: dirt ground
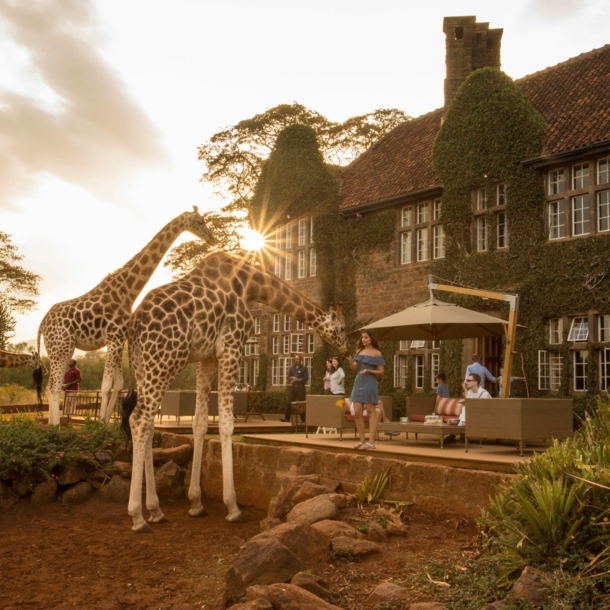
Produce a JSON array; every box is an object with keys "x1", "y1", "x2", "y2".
[{"x1": 0, "y1": 496, "x2": 478, "y2": 610}]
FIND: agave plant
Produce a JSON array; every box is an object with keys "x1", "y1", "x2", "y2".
[{"x1": 356, "y1": 470, "x2": 390, "y2": 508}]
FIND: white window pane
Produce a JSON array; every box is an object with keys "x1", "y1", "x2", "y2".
[
  {"x1": 285, "y1": 224, "x2": 292, "y2": 249},
  {"x1": 273, "y1": 314, "x2": 280, "y2": 332},
  {"x1": 415, "y1": 355, "x2": 425, "y2": 389},
  {"x1": 284, "y1": 253, "x2": 292, "y2": 281},
  {"x1": 497, "y1": 213, "x2": 508, "y2": 248},
  {"x1": 401, "y1": 232, "x2": 412, "y2": 264},
  {"x1": 601, "y1": 348, "x2": 610, "y2": 392},
  {"x1": 417, "y1": 228, "x2": 428, "y2": 261},
  {"x1": 573, "y1": 350, "x2": 588, "y2": 391},
  {"x1": 572, "y1": 195, "x2": 590, "y2": 236},
  {"x1": 411, "y1": 340, "x2": 425, "y2": 349},
  {"x1": 309, "y1": 248, "x2": 317, "y2": 276},
  {"x1": 598, "y1": 159, "x2": 609, "y2": 185},
  {"x1": 572, "y1": 164, "x2": 590, "y2": 190},
  {"x1": 477, "y1": 188, "x2": 487, "y2": 210},
  {"x1": 549, "y1": 318, "x2": 562, "y2": 344},
  {"x1": 401, "y1": 207, "x2": 412, "y2": 227},
  {"x1": 549, "y1": 169, "x2": 565, "y2": 195},
  {"x1": 433, "y1": 199, "x2": 442, "y2": 221},
  {"x1": 433, "y1": 225, "x2": 445, "y2": 259},
  {"x1": 549, "y1": 201, "x2": 566, "y2": 240},
  {"x1": 497, "y1": 184, "x2": 506, "y2": 206},
  {"x1": 598, "y1": 191, "x2": 610, "y2": 232},
  {"x1": 568, "y1": 317, "x2": 589, "y2": 342},
  {"x1": 417, "y1": 203, "x2": 428, "y2": 224},
  {"x1": 431, "y1": 353, "x2": 440, "y2": 387},
  {"x1": 599, "y1": 315, "x2": 610, "y2": 343},
  {"x1": 477, "y1": 217, "x2": 487, "y2": 251},
  {"x1": 298, "y1": 250, "x2": 306, "y2": 278}
]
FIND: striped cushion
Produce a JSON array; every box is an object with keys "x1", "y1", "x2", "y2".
[{"x1": 434, "y1": 396, "x2": 464, "y2": 417}]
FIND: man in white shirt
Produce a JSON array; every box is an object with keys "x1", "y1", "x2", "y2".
[{"x1": 459, "y1": 373, "x2": 491, "y2": 424}]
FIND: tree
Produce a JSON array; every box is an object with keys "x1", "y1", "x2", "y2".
[{"x1": 0, "y1": 231, "x2": 41, "y2": 347}]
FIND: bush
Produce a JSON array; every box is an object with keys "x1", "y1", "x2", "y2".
[{"x1": 0, "y1": 384, "x2": 39, "y2": 406}]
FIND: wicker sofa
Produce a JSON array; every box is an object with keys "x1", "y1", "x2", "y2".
[
  {"x1": 405, "y1": 395, "x2": 464, "y2": 423},
  {"x1": 305, "y1": 394, "x2": 393, "y2": 440}
]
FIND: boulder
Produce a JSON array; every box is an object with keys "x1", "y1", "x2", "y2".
[
  {"x1": 244, "y1": 583, "x2": 343, "y2": 609},
  {"x1": 113, "y1": 445, "x2": 130, "y2": 462},
  {"x1": 367, "y1": 582, "x2": 412, "y2": 606},
  {"x1": 318, "y1": 477, "x2": 340, "y2": 492},
  {"x1": 291, "y1": 572, "x2": 332, "y2": 599},
  {"x1": 98, "y1": 475, "x2": 131, "y2": 503},
  {"x1": 511, "y1": 566, "x2": 552, "y2": 607},
  {"x1": 367, "y1": 521, "x2": 388, "y2": 542},
  {"x1": 0, "y1": 481, "x2": 19, "y2": 509},
  {"x1": 225, "y1": 538, "x2": 303, "y2": 605},
  {"x1": 62, "y1": 481, "x2": 92, "y2": 505},
  {"x1": 31, "y1": 479, "x2": 58, "y2": 505},
  {"x1": 154, "y1": 460, "x2": 184, "y2": 499},
  {"x1": 259, "y1": 517, "x2": 282, "y2": 532},
  {"x1": 114, "y1": 461, "x2": 132, "y2": 478},
  {"x1": 94, "y1": 451, "x2": 113, "y2": 467},
  {"x1": 285, "y1": 494, "x2": 341, "y2": 525},
  {"x1": 311, "y1": 520, "x2": 364, "y2": 541},
  {"x1": 268, "y1": 474, "x2": 319, "y2": 519},
  {"x1": 226, "y1": 600, "x2": 273, "y2": 610},
  {"x1": 0, "y1": 468, "x2": 17, "y2": 481},
  {"x1": 292, "y1": 482, "x2": 334, "y2": 506},
  {"x1": 409, "y1": 604, "x2": 446, "y2": 610},
  {"x1": 13, "y1": 477, "x2": 31, "y2": 496},
  {"x1": 330, "y1": 536, "x2": 380, "y2": 559},
  {"x1": 88, "y1": 470, "x2": 110, "y2": 490},
  {"x1": 57, "y1": 461, "x2": 86, "y2": 486},
  {"x1": 373, "y1": 507, "x2": 408, "y2": 535},
  {"x1": 327, "y1": 493, "x2": 349, "y2": 509},
  {"x1": 152, "y1": 444, "x2": 193, "y2": 466}
]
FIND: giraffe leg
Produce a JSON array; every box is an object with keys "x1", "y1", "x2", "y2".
[
  {"x1": 188, "y1": 359, "x2": 215, "y2": 517},
  {"x1": 144, "y1": 439, "x2": 167, "y2": 524},
  {"x1": 127, "y1": 413, "x2": 154, "y2": 533},
  {"x1": 99, "y1": 340, "x2": 124, "y2": 424},
  {"x1": 217, "y1": 352, "x2": 244, "y2": 523},
  {"x1": 44, "y1": 334, "x2": 75, "y2": 425}
]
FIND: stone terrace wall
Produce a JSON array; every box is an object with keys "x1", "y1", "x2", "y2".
[{"x1": 193, "y1": 439, "x2": 511, "y2": 520}]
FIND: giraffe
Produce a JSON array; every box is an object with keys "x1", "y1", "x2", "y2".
[
  {"x1": 37, "y1": 207, "x2": 215, "y2": 425},
  {"x1": 0, "y1": 349, "x2": 45, "y2": 405},
  {"x1": 122, "y1": 252, "x2": 349, "y2": 532}
]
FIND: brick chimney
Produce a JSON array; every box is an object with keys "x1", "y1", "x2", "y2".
[{"x1": 443, "y1": 16, "x2": 503, "y2": 107}]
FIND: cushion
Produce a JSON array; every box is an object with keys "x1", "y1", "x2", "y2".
[{"x1": 433, "y1": 396, "x2": 464, "y2": 417}]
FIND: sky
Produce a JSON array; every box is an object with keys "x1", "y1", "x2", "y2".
[{"x1": 1, "y1": 0, "x2": 609, "y2": 347}]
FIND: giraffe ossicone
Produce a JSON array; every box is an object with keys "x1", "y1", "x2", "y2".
[
  {"x1": 123, "y1": 252, "x2": 349, "y2": 532},
  {"x1": 37, "y1": 207, "x2": 216, "y2": 425}
]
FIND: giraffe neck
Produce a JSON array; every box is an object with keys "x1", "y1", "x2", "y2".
[
  {"x1": 110, "y1": 216, "x2": 192, "y2": 303},
  {"x1": 0, "y1": 350, "x2": 36, "y2": 369}
]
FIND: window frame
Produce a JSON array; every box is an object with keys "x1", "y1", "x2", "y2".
[
  {"x1": 284, "y1": 253, "x2": 292, "y2": 281},
  {"x1": 476, "y1": 216, "x2": 488, "y2": 252},
  {"x1": 309, "y1": 248, "x2": 317, "y2": 276},
  {"x1": 599, "y1": 315, "x2": 610, "y2": 343},
  {"x1": 297, "y1": 250, "x2": 306, "y2": 278},
  {"x1": 400, "y1": 231, "x2": 412, "y2": 265},
  {"x1": 549, "y1": 168, "x2": 566, "y2": 195},
  {"x1": 600, "y1": 348, "x2": 610, "y2": 392},
  {"x1": 549, "y1": 318, "x2": 563, "y2": 344},
  {"x1": 415, "y1": 355, "x2": 425, "y2": 389},
  {"x1": 401, "y1": 206, "x2": 412, "y2": 228},
  {"x1": 298, "y1": 218, "x2": 307, "y2": 246},
  {"x1": 568, "y1": 317, "x2": 589, "y2": 342},
  {"x1": 273, "y1": 314, "x2": 280, "y2": 333},
  {"x1": 598, "y1": 190, "x2": 610, "y2": 233},
  {"x1": 573, "y1": 350, "x2": 588, "y2": 392},
  {"x1": 538, "y1": 350, "x2": 562, "y2": 391},
  {"x1": 416, "y1": 228, "x2": 428, "y2": 262},
  {"x1": 571, "y1": 194, "x2": 590, "y2": 236},
  {"x1": 548, "y1": 200, "x2": 566, "y2": 240},
  {"x1": 433, "y1": 225, "x2": 445, "y2": 259},
  {"x1": 572, "y1": 163, "x2": 590, "y2": 190}
]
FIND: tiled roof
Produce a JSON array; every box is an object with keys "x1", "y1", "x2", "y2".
[{"x1": 340, "y1": 44, "x2": 610, "y2": 212}]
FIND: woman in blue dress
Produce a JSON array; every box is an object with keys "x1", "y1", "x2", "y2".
[{"x1": 347, "y1": 329, "x2": 385, "y2": 450}]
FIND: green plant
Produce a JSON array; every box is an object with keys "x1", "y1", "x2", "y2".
[
  {"x1": 376, "y1": 516, "x2": 388, "y2": 529},
  {"x1": 356, "y1": 520, "x2": 370, "y2": 534},
  {"x1": 356, "y1": 470, "x2": 390, "y2": 508}
]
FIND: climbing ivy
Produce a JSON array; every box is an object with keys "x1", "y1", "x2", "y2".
[{"x1": 432, "y1": 67, "x2": 610, "y2": 407}]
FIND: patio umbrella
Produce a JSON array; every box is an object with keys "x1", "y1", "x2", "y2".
[{"x1": 348, "y1": 297, "x2": 514, "y2": 341}]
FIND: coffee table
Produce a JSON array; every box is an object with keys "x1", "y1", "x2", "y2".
[{"x1": 377, "y1": 422, "x2": 466, "y2": 449}]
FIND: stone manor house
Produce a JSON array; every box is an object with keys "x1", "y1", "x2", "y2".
[{"x1": 238, "y1": 16, "x2": 610, "y2": 398}]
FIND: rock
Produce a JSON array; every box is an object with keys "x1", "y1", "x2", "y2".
[
  {"x1": 292, "y1": 482, "x2": 334, "y2": 506},
  {"x1": 259, "y1": 517, "x2": 282, "y2": 532},
  {"x1": 226, "y1": 600, "x2": 273, "y2": 610},
  {"x1": 88, "y1": 470, "x2": 110, "y2": 490},
  {"x1": 62, "y1": 481, "x2": 92, "y2": 505},
  {"x1": 152, "y1": 444, "x2": 193, "y2": 466},
  {"x1": 327, "y1": 493, "x2": 349, "y2": 508},
  {"x1": 94, "y1": 451, "x2": 113, "y2": 467},
  {"x1": 285, "y1": 494, "x2": 341, "y2": 525},
  {"x1": 409, "y1": 603, "x2": 446, "y2": 610},
  {"x1": 511, "y1": 566, "x2": 552, "y2": 607},
  {"x1": 318, "y1": 477, "x2": 340, "y2": 492},
  {"x1": 154, "y1": 460, "x2": 184, "y2": 499},
  {"x1": 244, "y1": 583, "x2": 343, "y2": 609},
  {"x1": 225, "y1": 538, "x2": 303, "y2": 605},
  {"x1": 98, "y1": 475, "x2": 131, "y2": 503},
  {"x1": 57, "y1": 461, "x2": 86, "y2": 486},
  {"x1": 114, "y1": 461, "x2": 132, "y2": 478},
  {"x1": 0, "y1": 481, "x2": 19, "y2": 509},
  {"x1": 31, "y1": 479, "x2": 57, "y2": 505},
  {"x1": 113, "y1": 445, "x2": 130, "y2": 462},
  {"x1": 330, "y1": 536, "x2": 380, "y2": 559},
  {"x1": 291, "y1": 572, "x2": 332, "y2": 599},
  {"x1": 367, "y1": 582, "x2": 411, "y2": 606},
  {"x1": 252, "y1": 521, "x2": 331, "y2": 566},
  {"x1": 13, "y1": 477, "x2": 31, "y2": 496},
  {"x1": 367, "y1": 521, "x2": 388, "y2": 542},
  {"x1": 268, "y1": 474, "x2": 319, "y2": 519},
  {"x1": 311, "y1": 520, "x2": 364, "y2": 540},
  {"x1": 373, "y1": 507, "x2": 408, "y2": 535}
]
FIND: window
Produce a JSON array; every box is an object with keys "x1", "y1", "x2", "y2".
[
  {"x1": 549, "y1": 169, "x2": 565, "y2": 195},
  {"x1": 272, "y1": 336, "x2": 279, "y2": 354},
  {"x1": 252, "y1": 359, "x2": 260, "y2": 386},
  {"x1": 433, "y1": 199, "x2": 442, "y2": 221},
  {"x1": 417, "y1": 203, "x2": 428, "y2": 224},
  {"x1": 549, "y1": 200, "x2": 566, "y2": 239},
  {"x1": 401, "y1": 206, "x2": 412, "y2": 227},
  {"x1": 254, "y1": 317, "x2": 261, "y2": 334},
  {"x1": 433, "y1": 225, "x2": 445, "y2": 259},
  {"x1": 538, "y1": 350, "x2": 562, "y2": 390},
  {"x1": 598, "y1": 191, "x2": 610, "y2": 232},
  {"x1": 296, "y1": 320, "x2": 304, "y2": 330},
  {"x1": 283, "y1": 335, "x2": 290, "y2": 354},
  {"x1": 237, "y1": 360, "x2": 248, "y2": 385},
  {"x1": 298, "y1": 219, "x2": 307, "y2": 246},
  {"x1": 309, "y1": 248, "x2": 317, "y2": 276},
  {"x1": 477, "y1": 188, "x2": 487, "y2": 210},
  {"x1": 304, "y1": 357, "x2": 312, "y2": 386},
  {"x1": 415, "y1": 355, "x2": 425, "y2": 389},
  {"x1": 310, "y1": 217, "x2": 314, "y2": 243},
  {"x1": 497, "y1": 183, "x2": 507, "y2": 206},
  {"x1": 272, "y1": 358, "x2": 289, "y2": 386},
  {"x1": 497, "y1": 212, "x2": 508, "y2": 248},
  {"x1": 298, "y1": 250, "x2": 306, "y2": 278},
  {"x1": 417, "y1": 228, "x2": 428, "y2": 262},
  {"x1": 399, "y1": 340, "x2": 409, "y2": 351},
  {"x1": 549, "y1": 318, "x2": 563, "y2": 344},
  {"x1": 599, "y1": 159, "x2": 609, "y2": 185},
  {"x1": 411, "y1": 340, "x2": 425, "y2": 349},
  {"x1": 568, "y1": 317, "x2": 589, "y2": 342},
  {"x1": 394, "y1": 355, "x2": 408, "y2": 388},
  {"x1": 431, "y1": 353, "x2": 440, "y2": 388},
  {"x1": 601, "y1": 348, "x2": 610, "y2": 392},
  {"x1": 476, "y1": 217, "x2": 487, "y2": 252},
  {"x1": 573, "y1": 350, "x2": 588, "y2": 391},
  {"x1": 400, "y1": 232, "x2": 412, "y2": 264},
  {"x1": 572, "y1": 164, "x2": 590, "y2": 190},
  {"x1": 307, "y1": 334, "x2": 315, "y2": 353},
  {"x1": 273, "y1": 314, "x2": 280, "y2": 332},
  {"x1": 291, "y1": 334, "x2": 304, "y2": 353},
  {"x1": 275, "y1": 226, "x2": 283, "y2": 250},
  {"x1": 284, "y1": 253, "x2": 292, "y2": 281},
  {"x1": 432, "y1": 340, "x2": 441, "y2": 349},
  {"x1": 284, "y1": 315, "x2": 291, "y2": 332},
  {"x1": 599, "y1": 315, "x2": 610, "y2": 342},
  {"x1": 274, "y1": 255, "x2": 283, "y2": 278},
  {"x1": 285, "y1": 224, "x2": 292, "y2": 249},
  {"x1": 572, "y1": 195, "x2": 590, "y2": 236},
  {"x1": 244, "y1": 342, "x2": 259, "y2": 356}
]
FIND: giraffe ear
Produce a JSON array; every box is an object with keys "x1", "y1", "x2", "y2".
[
  {"x1": 337, "y1": 303, "x2": 344, "y2": 318},
  {"x1": 193, "y1": 205, "x2": 199, "y2": 215},
  {"x1": 329, "y1": 303, "x2": 335, "y2": 312}
]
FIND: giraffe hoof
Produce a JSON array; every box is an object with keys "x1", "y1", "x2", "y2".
[
  {"x1": 226, "y1": 512, "x2": 246, "y2": 523},
  {"x1": 189, "y1": 507, "x2": 209, "y2": 518},
  {"x1": 133, "y1": 523, "x2": 153, "y2": 533},
  {"x1": 149, "y1": 515, "x2": 168, "y2": 524}
]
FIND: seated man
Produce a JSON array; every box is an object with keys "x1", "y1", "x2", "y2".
[{"x1": 460, "y1": 372, "x2": 491, "y2": 424}]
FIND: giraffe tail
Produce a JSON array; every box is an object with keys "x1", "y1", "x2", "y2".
[
  {"x1": 32, "y1": 365, "x2": 44, "y2": 408},
  {"x1": 121, "y1": 390, "x2": 137, "y2": 460}
]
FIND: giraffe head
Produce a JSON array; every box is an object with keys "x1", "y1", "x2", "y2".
[
  {"x1": 317, "y1": 304, "x2": 349, "y2": 356},
  {"x1": 181, "y1": 206, "x2": 217, "y2": 244}
]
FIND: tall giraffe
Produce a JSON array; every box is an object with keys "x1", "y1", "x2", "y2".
[
  {"x1": 37, "y1": 207, "x2": 215, "y2": 425},
  {"x1": 122, "y1": 252, "x2": 349, "y2": 532},
  {"x1": 0, "y1": 349, "x2": 45, "y2": 405}
]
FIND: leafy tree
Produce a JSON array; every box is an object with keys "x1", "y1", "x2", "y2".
[{"x1": 0, "y1": 231, "x2": 41, "y2": 347}]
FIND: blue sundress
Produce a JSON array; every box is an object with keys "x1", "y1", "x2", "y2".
[{"x1": 349, "y1": 354, "x2": 386, "y2": 405}]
